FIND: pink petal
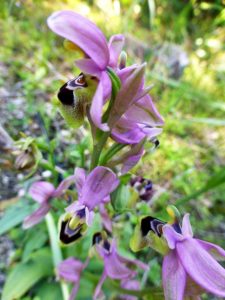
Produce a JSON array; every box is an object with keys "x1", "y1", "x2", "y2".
[
  {"x1": 74, "y1": 167, "x2": 86, "y2": 197},
  {"x1": 95, "y1": 241, "x2": 135, "y2": 280},
  {"x1": 85, "y1": 207, "x2": 95, "y2": 226},
  {"x1": 104, "y1": 250, "x2": 136, "y2": 280},
  {"x1": 177, "y1": 238, "x2": 225, "y2": 297},
  {"x1": 75, "y1": 58, "x2": 101, "y2": 76},
  {"x1": 65, "y1": 202, "x2": 85, "y2": 214},
  {"x1": 108, "y1": 64, "x2": 146, "y2": 128},
  {"x1": 163, "y1": 224, "x2": 184, "y2": 249},
  {"x1": 53, "y1": 174, "x2": 76, "y2": 197},
  {"x1": 99, "y1": 204, "x2": 112, "y2": 232},
  {"x1": 29, "y1": 181, "x2": 55, "y2": 203},
  {"x1": 196, "y1": 239, "x2": 225, "y2": 261},
  {"x1": 121, "y1": 147, "x2": 145, "y2": 174},
  {"x1": 80, "y1": 167, "x2": 119, "y2": 210},
  {"x1": 90, "y1": 71, "x2": 111, "y2": 131},
  {"x1": 121, "y1": 279, "x2": 140, "y2": 300},
  {"x1": 181, "y1": 214, "x2": 193, "y2": 237},
  {"x1": 69, "y1": 283, "x2": 80, "y2": 300},
  {"x1": 23, "y1": 203, "x2": 50, "y2": 229},
  {"x1": 57, "y1": 257, "x2": 83, "y2": 282},
  {"x1": 111, "y1": 117, "x2": 145, "y2": 144},
  {"x1": 108, "y1": 34, "x2": 125, "y2": 68},
  {"x1": 47, "y1": 10, "x2": 109, "y2": 69},
  {"x1": 102, "y1": 195, "x2": 110, "y2": 203},
  {"x1": 117, "y1": 65, "x2": 139, "y2": 85},
  {"x1": 135, "y1": 85, "x2": 154, "y2": 100},
  {"x1": 125, "y1": 94, "x2": 164, "y2": 127},
  {"x1": 93, "y1": 271, "x2": 107, "y2": 300},
  {"x1": 141, "y1": 126, "x2": 163, "y2": 139},
  {"x1": 162, "y1": 251, "x2": 186, "y2": 300}
]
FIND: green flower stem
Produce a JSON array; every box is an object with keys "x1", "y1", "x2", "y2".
[
  {"x1": 89, "y1": 68, "x2": 121, "y2": 170},
  {"x1": 40, "y1": 159, "x2": 67, "y2": 175},
  {"x1": 107, "y1": 139, "x2": 145, "y2": 169},
  {"x1": 99, "y1": 143, "x2": 127, "y2": 166},
  {"x1": 45, "y1": 213, "x2": 69, "y2": 300},
  {"x1": 90, "y1": 131, "x2": 110, "y2": 170}
]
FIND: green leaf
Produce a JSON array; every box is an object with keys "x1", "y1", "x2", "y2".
[
  {"x1": 35, "y1": 281, "x2": 62, "y2": 300},
  {"x1": 0, "y1": 202, "x2": 34, "y2": 236},
  {"x1": 182, "y1": 117, "x2": 225, "y2": 126},
  {"x1": 99, "y1": 143, "x2": 126, "y2": 165},
  {"x1": 176, "y1": 168, "x2": 225, "y2": 206},
  {"x1": 2, "y1": 248, "x2": 53, "y2": 300},
  {"x1": 22, "y1": 230, "x2": 48, "y2": 262},
  {"x1": 107, "y1": 67, "x2": 121, "y2": 91}
]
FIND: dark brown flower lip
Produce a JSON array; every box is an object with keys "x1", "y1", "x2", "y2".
[
  {"x1": 57, "y1": 73, "x2": 89, "y2": 106},
  {"x1": 58, "y1": 82, "x2": 74, "y2": 106},
  {"x1": 92, "y1": 232, "x2": 111, "y2": 252},
  {"x1": 141, "y1": 216, "x2": 166, "y2": 237},
  {"x1": 59, "y1": 219, "x2": 83, "y2": 244},
  {"x1": 92, "y1": 232, "x2": 103, "y2": 245}
]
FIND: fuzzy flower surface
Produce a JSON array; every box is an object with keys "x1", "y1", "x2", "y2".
[
  {"x1": 162, "y1": 214, "x2": 225, "y2": 299},
  {"x1": 59, "y1": 167, "x2": 119, "y2": 244},
  {"x1": 47, "y1": 10, "x2": 124, "y2": 131}
]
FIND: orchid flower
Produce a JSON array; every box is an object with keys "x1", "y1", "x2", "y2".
[
  {"x1": 57, "y1": 257, "x2": 88, "y2": 300},
  {"x1": 92, "y1": 232, "x2": 149, "y2": 300},
  {"x1": 130, "y1": 211, "x2": 225, "y2": 299},
  {"x1": 106, "y1": 57, "x2": 164, "y2": 144},
  {"x1": 59, "y1": 167, "x2": 119, "y2": 244},
  {"x1": 47, "y1": 10, "x2": 124, "y2": 131},
  {"x1": 111, "y1": 94, "x2": 164, "y2": 144},
  {"x1": 162, "y1": 214, "x2": 225, "y2": 299},
  {"x1": 23, "y1": 175, "x2": 76, "y2": 229}
]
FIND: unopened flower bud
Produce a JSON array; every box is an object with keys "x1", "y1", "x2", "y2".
[
  {"x1": 15, "y1": 149, "x2": 35, "y2": 170},
  {"x1": 119, "y1": 50, "x2": 127, "y2": 69},
  {"x1": 166, "y1": 205, "x2": 181, "y2": 223},
  {"x1": 13, "y1": 134, "x2": 42, "y2": 172},
  {"x1": 130, "y1": 176, "x2": 154, "y2": 202}
]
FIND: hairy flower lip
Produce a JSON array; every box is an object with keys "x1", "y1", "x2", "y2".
[
  {"x1": 59, "y1": 219, "x2": 83, "y2": 244},
  {"x1": 141, "y1": 216, "x2": 166, "y2": 237}
]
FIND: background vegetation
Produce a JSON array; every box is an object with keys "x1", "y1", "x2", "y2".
[{"x1": 0, "y1": 0, "x2": 225, "y2": 299}]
